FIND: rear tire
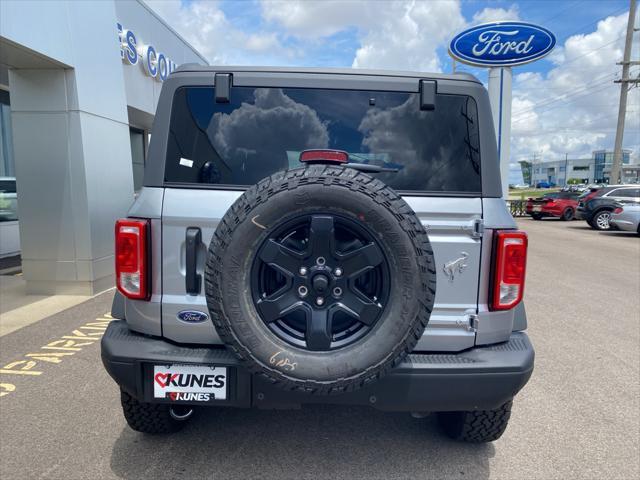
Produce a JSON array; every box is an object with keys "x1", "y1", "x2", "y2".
[
  {"x1": 120, "y1": 390, "x2": 189, "y2": 434},
  {"x1": 531, "y1": 213, "x2": 542, "y2": 220},
  {"x1": 591, "y1": 210, "x2": 612, "y2": 230},
  {"x1": 438, "y1": 401, "x2": 512, "y2": 443},
  {"x1": 560, "y1": 208, "x2": 574, "y2": 221}
]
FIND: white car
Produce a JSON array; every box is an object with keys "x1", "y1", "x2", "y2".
[{"x1": 610, "y1": 203, "x2": 640, "y2": 234}]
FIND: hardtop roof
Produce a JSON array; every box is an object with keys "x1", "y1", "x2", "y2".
[{"x1": 173, "y1": 64, "x2": 480, "y2": 84}]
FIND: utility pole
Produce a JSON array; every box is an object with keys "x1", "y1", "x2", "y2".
[
  {"x1": 564, "y1": 153, "x2": 569, "y2": 186},
  {"x1": 611, "y1": 0, "x2": 639, "y2": 185}
]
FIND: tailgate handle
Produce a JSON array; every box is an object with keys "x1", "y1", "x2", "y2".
[{"x1": 185, "y1": 227, "x2": 202, "y2": 295}]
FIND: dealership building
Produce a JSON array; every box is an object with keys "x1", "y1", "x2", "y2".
[
  {"x1": 0, "y1": 0, "x2": 207, "y2": 293},
  {"x1": 521, "y1": 149, "x2": 638, "y2": 186}
]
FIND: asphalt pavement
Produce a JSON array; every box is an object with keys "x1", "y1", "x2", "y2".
[{"x1": 0, "y1": 217, "x2": 638, "y2": 480}]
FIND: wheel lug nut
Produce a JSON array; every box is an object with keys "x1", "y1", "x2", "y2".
[
  {"x1": 316, "y1": 297, "x2": 324, "y2": 306},
  {"x1": 333, "y1": 287, "x2": 342, "y2": 297},
  {"x1": 299, "y1": 266, "x2": 308, "y2": 276},
  {"x1": 316, "y1": 257, "x2": 326, "y2": 266},
  {"x1": 334, "y1": 267, "x2": 343, "y2": 277},
  {"x1": 298, "y1": 286, "x2": 308, "y2": 298}
]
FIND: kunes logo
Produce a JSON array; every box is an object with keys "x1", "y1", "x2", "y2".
[
  {"x1": 449, "y1": 22, "x2": 556, "y2": 67},
  {"x1": 154, "y1": 372, "x2": 226, "y2": 389},
  {"x1": 168, "y1": 392, "x2": 211, "y2": 401}
]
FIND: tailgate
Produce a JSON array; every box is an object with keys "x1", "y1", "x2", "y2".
[{"x1": 161, "y1": 190, "x2": 481, "y2": 352}]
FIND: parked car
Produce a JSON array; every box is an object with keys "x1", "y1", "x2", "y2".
[
  {"x1": 101, "y1": 66, "x2": 533, "y2": 443},
  {"x1": 526, "y1": 191, "x2": 580, "y2": 220},
  {"x1": 535, "y1": 181, "x2": 556, "y2": 189},
  {"x1": 610, "y1": 203, "x2": 640, "y2": 234},
  {"x1": 576, "y1": 185, "x2": 640, "y2": 230}
]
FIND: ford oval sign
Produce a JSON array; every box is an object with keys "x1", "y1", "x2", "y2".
[
  {"x1": 177, "y1": 310, "x2": 209, "y2": 324},
  {"x1": 449, "y1": 22, "x2": 556, "y2": 67}
]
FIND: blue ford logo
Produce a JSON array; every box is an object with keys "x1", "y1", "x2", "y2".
[
  {"x1": 177, "y1": 310, "x2": 209, "y2": 323},
  {"x1": 449, "y1": 22, "x2": 556, "y2": 67}
]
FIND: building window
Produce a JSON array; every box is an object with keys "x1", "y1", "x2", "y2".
[
  {"x1": 0, "y1": 89, "x2": 14, "y2": 178},
  {"x1": 130, "y1": 128, "x2": 146, "y2": 191},
  {"x1": 573, "y1": 165, "x2": 589, "y2": 171}
]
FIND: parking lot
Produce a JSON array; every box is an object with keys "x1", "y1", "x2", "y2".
[{"x1": 0, "y1": 217, "x2": 638, "y2": 480}]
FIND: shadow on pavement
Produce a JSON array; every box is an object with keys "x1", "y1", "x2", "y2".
[{"x1": 110, "y1": 405, "x2": 493, "y2": 480}]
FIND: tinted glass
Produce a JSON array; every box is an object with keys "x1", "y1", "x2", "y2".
[
  {"x1": 612, "y1": 188, "x2": 640, "y2": 198},
  {"x1": 0, "y1": 180, "x2": 16, "y2": 193},
  {"x1": 557, "y1": 192, "x2": 579, "y2": 199},
  {"x1": 164, "y1": 87, "x2": 481, "y2": 193}
]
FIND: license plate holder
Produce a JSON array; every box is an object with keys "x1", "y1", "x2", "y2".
[{"x1": 151, "y1": 364, "x2": 228, "y2": 402}]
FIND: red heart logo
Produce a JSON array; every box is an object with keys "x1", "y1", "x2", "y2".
[{"x1": 155, "y1": 372, "x2": 170, "y2": 387}]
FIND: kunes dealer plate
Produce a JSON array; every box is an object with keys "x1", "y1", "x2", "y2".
[{"x1": 153, "y1": 364, "x2": 227, "y2": 401}]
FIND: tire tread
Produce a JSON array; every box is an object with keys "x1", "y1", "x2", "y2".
[{"x1": 204, "y1": 165, "x2": 436, "y2": 395}]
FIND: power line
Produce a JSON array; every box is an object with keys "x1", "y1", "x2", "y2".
[
  {"x1": 512, "y1": 80, "x2": 617, "y2": 120},
  {"x1": 512, "y1": 71, "x2": 618, "y2": 114}
]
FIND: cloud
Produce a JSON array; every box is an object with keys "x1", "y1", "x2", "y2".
[
  {"x1": 472, "y1": 5, "x2": 520, "y2": 24},
  {"x1": 145, "y1": 0, "x2": 295, "y2": 64},
  {"x1": 510, "y1": 12, "x2": 639, "y2": 173},
  {"x1": 260, "y1": 0, "x2": 371, "y2": 39},
  {"x1": 261, "y1": 0, "x2": 465, "y2": 72},
  {"x1": 352, "y1": 1, "x2": 465, "y2": 72},
  {"x1": 358, "y1": 94, "x2": 481, "y2": 191},
  {"x1": 208, "y1": 88, "x2": 329, "y2": 182}
]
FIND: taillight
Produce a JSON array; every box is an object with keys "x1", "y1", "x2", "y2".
[
  {"x1": 299, "y1": 149, "x2": 349, "y2": 164},
  {"x1": 490, "y1": 230, "x2": 528, "y2": 311},
  {"x1": 115, "y1": 219, "x2": 150, "y2": 300},
  {"x1": 613, "y1": 207, "x2": 623, "y2": 214}
]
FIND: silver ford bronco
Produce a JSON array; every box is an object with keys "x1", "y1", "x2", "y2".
[{"x1": 101, "y1": 66, "x2": 533, "y2": 442}]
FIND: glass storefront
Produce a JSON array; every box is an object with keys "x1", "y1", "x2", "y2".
[{"x1": 0, "y1": 88, "x2": 17, "y2": 222}]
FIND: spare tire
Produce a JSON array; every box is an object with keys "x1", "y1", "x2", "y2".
[{"x1": 205, "y1": 165, "x2": 436, "y2": 395}]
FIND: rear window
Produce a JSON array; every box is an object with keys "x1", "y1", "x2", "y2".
[{"x1": 164, "y1": 86, "x2": 481, "y2": 193}]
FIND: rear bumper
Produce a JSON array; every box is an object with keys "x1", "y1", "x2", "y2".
[
  {"x1": 610, "y1": 218, "x2": 638, "y2": 232},
  {"x1": 575, "y1": 207, "x2": 591, "y2": 221},
  {"x1": 101, "y1": 320, "x2": 534, "y2": 412}
]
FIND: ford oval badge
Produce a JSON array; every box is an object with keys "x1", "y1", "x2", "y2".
[
  {"x1": 177, "y1": 310, "x2": 209, "y2": 324},
  {"x1": 449, "y1": 22, "x2": 556, "y2": 67}
]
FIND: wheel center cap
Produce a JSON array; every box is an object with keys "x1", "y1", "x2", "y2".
[{"x1": 312, "y1": 274, "x2": 329, "y2": 293}]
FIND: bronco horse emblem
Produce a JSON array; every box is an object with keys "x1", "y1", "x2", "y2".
[{"x1": 443, "y1": 252, "x2": 469, "y2": 282}]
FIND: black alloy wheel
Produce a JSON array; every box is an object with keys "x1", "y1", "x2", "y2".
[{"x1": 251, "y1": 213, "x2": 390, "y2": 351}]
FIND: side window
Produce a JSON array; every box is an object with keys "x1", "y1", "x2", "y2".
[{"x1": 612, "y1": 188, "x2": 640, "y2": 198}]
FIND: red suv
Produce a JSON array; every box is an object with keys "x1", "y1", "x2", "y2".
[{"x1": 526, "y1": 191, "x2": 581, "y2": 220}]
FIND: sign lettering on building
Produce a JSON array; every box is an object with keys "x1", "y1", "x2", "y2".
[{"x1": 117, "y1": 23, "x2": 178, "y2": 82}]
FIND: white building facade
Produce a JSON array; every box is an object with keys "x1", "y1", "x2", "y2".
[
  {"x1": 0, "y1": 0, "x2": 207, "y2": 293},
  {"x1": 524, "y1": 150, "x2": 637, "y2": 187}
]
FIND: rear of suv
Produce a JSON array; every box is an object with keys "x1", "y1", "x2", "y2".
[
  {"x1": 576, "y1": 185, "x2": 640, "y2": 230},
  {"x1": 526, "y1": 191, "x2": 580, "y2": 220},
  {"x1": 101, "y1": 67, "x2": 534, "y2": 443}
]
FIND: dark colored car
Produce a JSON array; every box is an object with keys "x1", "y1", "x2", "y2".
[
  {"x1": 576, "y1": 185, "x2": 640, "y2": 230},
  {"x1": 535, "y1": 181, "x2": 556, "y2": 189},
  {"x1": 526, "y1": 191, "x2": 580, "y2": 220}
]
